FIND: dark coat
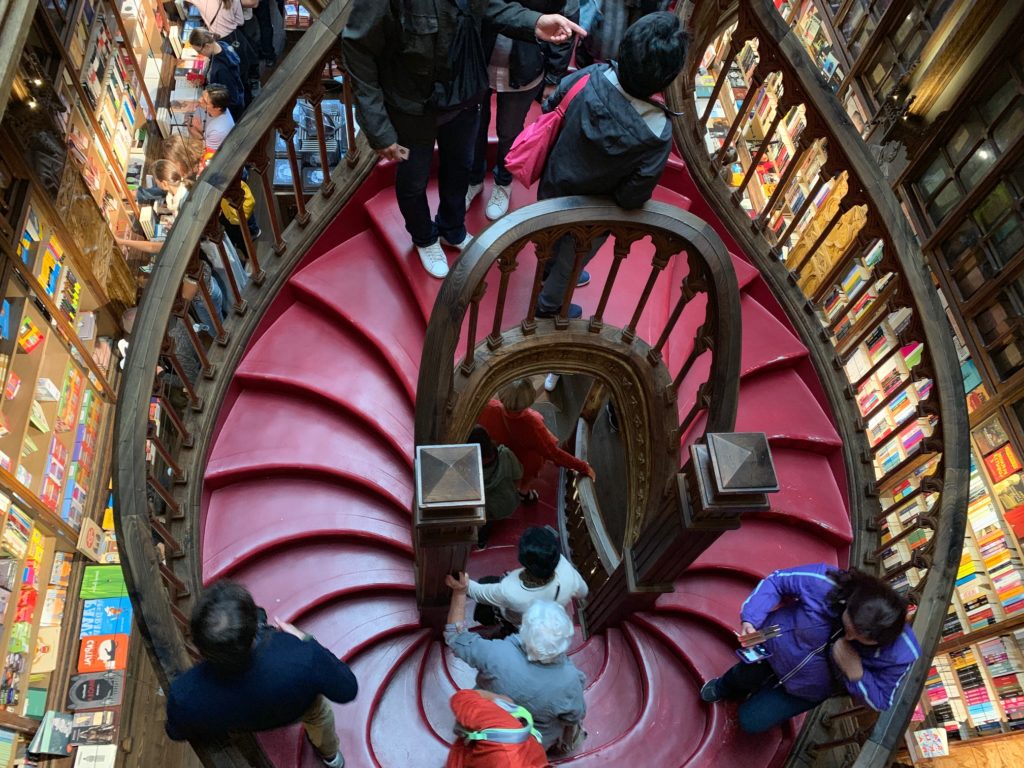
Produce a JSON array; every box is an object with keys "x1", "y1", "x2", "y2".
[
  {"x1": 342, "y1": 0, "x2": 543, "y2": 149},
  {"x1": 538, "y1": 63, "x2": 672, "y2": 209},
  {"x1": 481, "y1": 0, "x2": 565, "y2": 90},
  {"x1": 206, "y1": 43, "x2": 245, "y2": 110}
]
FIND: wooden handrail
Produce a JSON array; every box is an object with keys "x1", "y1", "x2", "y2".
[
  {"x1": 672, "y1": 1, "x2": 969, "y2": 766},
  {"x1": 112, "y1": 1, "x2": 377, "y2": 765}
]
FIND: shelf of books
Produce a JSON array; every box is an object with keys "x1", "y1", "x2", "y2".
[
  {"x1": 695, "y1": 27, "x2": 830, "y2": 248},
  {"x1": 3, "y1": 200, "x2": 117, "y2": 535},
  {"x1": 55, "y1": 0, "x2": 187, "y2": 248}
]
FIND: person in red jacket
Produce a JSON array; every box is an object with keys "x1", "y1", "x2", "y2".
[
  {"x1": 478, "y1": 378, "x2": 595, "y2": 501},
  {"x1": 446, "y1": 689, "x2": 550, "y2": 768}
]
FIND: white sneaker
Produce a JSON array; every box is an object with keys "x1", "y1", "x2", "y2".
[
  {"x1": 485, "y1": 184, "x2": 511, "y2": 220},
  {"x1": 440, "y1": 232, "x2": 474, "y2": 252},
  {"x1": 466, "y1": 183, "x2": 483, "y2": 208},
  {"x1": 416, "y1": 242, "x2": 449, "y2": 278},
  {"x1": 544, "y1": 373, "x2": 560, "y2": 392},
  {"x1": 321, "y1": 753, "x2": 344, "y2": 768}
]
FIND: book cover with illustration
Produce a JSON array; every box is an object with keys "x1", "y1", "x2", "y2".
[
  {"x1": 66, "y1": 671, "x2": 124, "y2": 710},
  {"x1": 77, "y1": 635, "x2": 129, "y2": 673},
  {"x1": 79, "y1": 597, "x2": 133, "y2": 637}
]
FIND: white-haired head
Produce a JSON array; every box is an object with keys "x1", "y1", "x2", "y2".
[{"x1": 520, "y1": 600, "x2": 574, "y2": 663}]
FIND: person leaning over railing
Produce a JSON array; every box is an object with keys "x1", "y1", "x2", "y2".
[
  {"x1": 533, "y1": 11, "x2": 688, "y2": 319},
  {"x1": 700, "y1": 564, "x2": 920, "y2": 733},
  {"x1": 445, "y1": 574, "x2": 587, "y2": 757},
  {"x1": 165, "y1": 581, "x2": 357, "y2": 768}
]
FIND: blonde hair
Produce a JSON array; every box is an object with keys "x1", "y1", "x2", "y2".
[
  {"x1": 498, "y1": 378, "x2": 537, "y2": 413},
  {"x1": 160, "y1": 135, "x2": 204, "y2": 179}
]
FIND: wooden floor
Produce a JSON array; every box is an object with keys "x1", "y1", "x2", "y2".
[{"x1": 117, "y1": 639, "x2": 202, "y2": 768}]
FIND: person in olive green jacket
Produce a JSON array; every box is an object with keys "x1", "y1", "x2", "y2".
[{"x1": 469, "y1": 425, "x2": 523, "y2": 548}]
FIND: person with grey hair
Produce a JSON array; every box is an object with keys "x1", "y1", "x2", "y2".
[{"x1": 445, "y1": 574, "x2": 587, "y2": 755}]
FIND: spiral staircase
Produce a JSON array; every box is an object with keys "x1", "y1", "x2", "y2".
[{"x1": 113, "y1": 1, "x2": 969, "y2": 767}]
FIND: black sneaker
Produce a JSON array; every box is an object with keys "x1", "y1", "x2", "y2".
[
  {"x1": 536, "y1": 303, "x2": 583, "y2": 319},
  {"x1": 700, "y1": 678, "x2": 723, "y2": 703}
]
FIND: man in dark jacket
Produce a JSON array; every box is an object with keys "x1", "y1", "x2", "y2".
[
  {"x1": 535, "y1": 11, "x2": 688, "y2": 318},
  {"x1": 342, "y1": 1, "x2": 583, "y2": 280},
  {"x1": 165, "y1": 581, "x2": 357, "y2": 768}
]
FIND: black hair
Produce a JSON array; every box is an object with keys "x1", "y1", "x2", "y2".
[
  {"x1": 617, "y1": 12, "x2": 690, "y2": 99},
  {"x1": 191, "y1": 580, "x2": 258, "y2": 674},
  {"x1": 468, "y1": 425, "x2": 497, "y2": 465},
  {"x1": 827, "y1": 568, "x2": 908, "y2": 647},
  {"x1": 205, "y1": 84, "x2": 231, "y2": 111},
  {"x1": 518, "y1": 527, "x2": 560, "y2": 581}
]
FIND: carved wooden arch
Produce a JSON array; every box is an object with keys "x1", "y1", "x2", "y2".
[
  {"x1": 415, "y1": 195, "x2": 742, "y2": 548},
  {"x1": 445, "y1": 327, "x2": 679, "y2": 548}
]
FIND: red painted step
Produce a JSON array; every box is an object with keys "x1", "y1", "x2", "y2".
[{"x1": 202, "y1": 138, "x2": 854, "y2": 767}]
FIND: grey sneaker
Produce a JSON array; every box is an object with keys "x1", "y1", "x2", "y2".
[
  {"x1": 416, "y1": 242, "x2": 449, "y2": 278},
  {"x1": 700, "y1": 678, "x2": 722, "y2": 703}
]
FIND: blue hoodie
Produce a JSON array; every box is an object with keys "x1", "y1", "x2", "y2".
[{"x1": 740, "y1": 563, "x2": 920, "y2": 710}]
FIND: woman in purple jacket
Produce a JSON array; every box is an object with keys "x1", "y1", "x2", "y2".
[{"x1": 700, "y1": 563, "x2": 920, "y2": 733}]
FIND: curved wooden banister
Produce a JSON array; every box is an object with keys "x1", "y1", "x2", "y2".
[
  {"x1": 112, "y1": 0, "x2": 378, "y2": 764},
  {"x1": 413, "y1": 195, "x2": 742, "y2": 628},
  {"x1": 672, "y1": 1, "x2": 969, "y2": 764}
]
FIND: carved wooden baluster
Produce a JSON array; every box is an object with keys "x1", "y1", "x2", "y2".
[
  {"x1": 187, "y1": 255, "x2": 228, "y2": 346},
  {"x1": 736, "y1": 96, "x2": 793, "y2": 206},
  {"x1": 808, "y1": 729, "x2": 873, "y2": 756},
  {"x1": 777, "y1": 173, "x2": 828, "y2": 247},
  {"x1": 758, "y1": 136, "x2": 812, "y2": 230},
  {"x1": 671, "y1": 323, "x2": 710, "y2": 391},
  {"x1": 250, "y1": 131, "x2": 286, "y2": 255},
  {"x1": 204, "y1": 218, "x2": 247, "y2": 314},
  {"x1": 555, "y1": 232, "x2": 593, "y2": 328},
  {"x1": 623, "y1": 242, "x2": 672, "y2": 344},
  {"x1": 274, "y1": 107, "x2": 310, "y2": 226},
  {"x1": 486, "y1": 247, "x2": 521, "y2": 350},
  {"x1": 223, "y1": 177, "x2": 265, "y2": 287},
  {"x1": 523, "y1": 233, "x2": 556, "y2": 335},
  {"x1": 147, "y1": 419, "x2": 185, "y2": 482},
  {"x1": 790, "y1": 201, "x2": 850, "y2": 277},
  {"x1": 302, "y1": 67, "x2": 336, "y2": 197},
  {"x1": 700, "y1": 37, "x2": 741, "y2": 127},
  {"x1": 152, "y1": 392, "x2": 193, "y2": 448},
  {"x1": 171, "y1": 296, "x2": 214, "y2": 379},
  {"x1": 341, "y1": 64, "x2": 359, "y2": 168},
  {"x1": 460, "y1": 280, "x2": 487, "y2": 375},
  {"x1": 650, "y1": 259, "x2": 705, "y2": 365},
  {"x1": 872, "y1": 516, "x2": 935, "y2": 561},
  {"x1": 146, "y1": 476, "x2": 183, "y2": 521},
  {"x1": 676, "y1": 380, "x2": 711, "y2": 440},
  {"x1": 162, "y1": 335, "x2": 201, "y2": 410},
  {"x1": 590, "y1": 236, "x2": 630, "y2": 332},
  {"x1": 715, "y1": 71, "x2": 763, "y2": 165}
]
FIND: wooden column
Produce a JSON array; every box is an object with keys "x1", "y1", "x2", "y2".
[{"x1": 414, "y1": 443, "x2": 486, "y2": 632}]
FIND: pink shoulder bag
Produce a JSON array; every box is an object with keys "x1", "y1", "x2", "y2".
[{"x1": 504, "y1": 74, "x2": 591, "y2": 188}]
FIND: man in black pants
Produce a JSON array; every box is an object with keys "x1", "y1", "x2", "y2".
[
  {"x1": 165, "y1": 581, "x2": 357, "y2": 768},
  {"x1": 342, "y1": 0, "x2": 584, "y2": 280}
]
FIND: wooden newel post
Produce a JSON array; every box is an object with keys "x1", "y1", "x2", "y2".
[
  {"x1": 414, "y1": 443, "x2": 486, "y2": 632},
  {"x1": 586, "y1": 433, "x2": 779, "y2": 635}
]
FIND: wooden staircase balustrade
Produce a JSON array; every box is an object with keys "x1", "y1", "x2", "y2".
[
  {"x1": 413, "y1": 196, "x2": 743, "y2": 624},
  {"x1": 113, "y1": 2, "x2": 379, "y2": 766},
  {"x1": 674, "y1": 1, "x2": 970, "y2": 766}
]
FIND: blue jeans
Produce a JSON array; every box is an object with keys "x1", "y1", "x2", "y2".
[
  {"x1": 718, "y1": 660, "x2": 821, "y2": 734},
  {"x1": 470, "y1": 84, "x2": 543, "y2": 188},
  {"x1": 394, "y1": 106, "x2": 480, "y2": 247}
]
